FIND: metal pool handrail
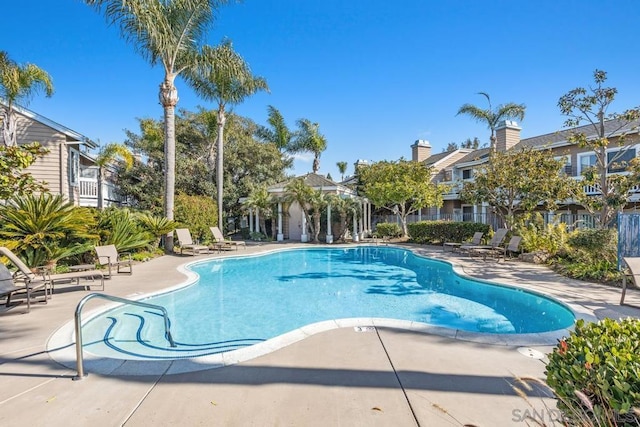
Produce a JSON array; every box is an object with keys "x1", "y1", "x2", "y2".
[{"x1": 73, "y1": 293, "x2": 176, "y2": 381}]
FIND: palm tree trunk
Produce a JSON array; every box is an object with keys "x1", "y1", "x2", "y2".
[
  {"x1": 160, "y1": 75, "x2": 178, "y2": 253},
  {"x1": 97, "y1": 167, "x2": 104, "y2": 210},
  {"x1": 217, "y1": 107, "x2": 226, "y2": 231}
]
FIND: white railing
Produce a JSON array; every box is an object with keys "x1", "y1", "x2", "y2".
[{"x1": 78, "y1": 178, "x2": 124, "y2": 207}]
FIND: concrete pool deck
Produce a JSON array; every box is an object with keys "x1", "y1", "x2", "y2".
[{"x1": 1, "y1": 243, "x2": 639, "y2": 426}]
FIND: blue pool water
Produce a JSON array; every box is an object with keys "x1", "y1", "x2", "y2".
[{"x1": 81, "y1": 247, "x2": 575, "y2": 360}]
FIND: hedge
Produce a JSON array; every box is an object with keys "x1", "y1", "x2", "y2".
[{"x1": 407, "y1": 221, "x2": 490, "y2": 244}]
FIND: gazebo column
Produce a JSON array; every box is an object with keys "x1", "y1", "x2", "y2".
[
  {"x1": 277, "y1": 202, "x2": 284, "y2": 241},
  {"x1": 249, "y1": 209, "x2": 254, "y2": 233},
  {"x1": 352, "y1": 210, "x2": 359, "y2": 242},
  {"x1": 301, "y1": 210, "x2": 308, "y2": 243},
  {"x1": 326, "y1": 203, "x2": 333, "y2": 244},
  {"x1": 255, "y1": 209, "x2": 260, "y2": 234},
  {"x1": 360, "y1": 202, "x2": 365, "y2": 238}
]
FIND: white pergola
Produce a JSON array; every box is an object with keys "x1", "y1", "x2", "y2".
[{"x1": 245, "y1": 173, "x2": 372, "y2": 243}]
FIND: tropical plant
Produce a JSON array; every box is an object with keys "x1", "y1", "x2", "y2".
[
  {"x1": 326, "y1": 195, "x2": 353, "y2": 241},
  {"x1": 244, "y1": 186, "x2": 274, "y2": 238},
  {"x1": 97, "y1": 208, "x2": 154, "y2": 252},
  {"x1": 0, "y1": 142, "x2": 49, "y2": 199},
  {"x1": 289, "y1": 118, "x2": 327, "y2": 173},
  {"x1": 460, "y1": 146, "x2": 580, "y2": 230},
  {"x1": 336, "y1": 161, "x2": 348, "y2": 181},
  {"x1": 0, "y1": 51, "x2": 54, "y2": 146},
  {"x1": 95, "y1": 142, "x2": 134, "y2": 210},
  {"x1": 0, "y1": 194, "x2": 97, "y2": 267},
  {"x1": 558, "y1": 69, "x2": 640, "y2": 228},
  {"x1": 457, "y1": 92, "x2": 525, "y2": 153},
  {"x1": 136, "y1": 212, "x2": 178, "y2": 250},
  {"x1": 546, "y1": 318, "x2": 640, "y2": 425},
  {"x1": 85, "y1": 0, "x2": 229, "y2": 252},
  {"x1": 285, "y1": 177, "x2": 314, "y2": 240},
  {"x1": 307, "y1": 189, "x2": 329, "y2": 243},
  {"x1": 359, "y1": 160, "x2": 446, "y2": 237},
  {"x1": 256, "y1": 105, "x2": 294, "y2": 153},
  {"x1": 186, "y1": 40, "x2": 268, "y2": 229}
]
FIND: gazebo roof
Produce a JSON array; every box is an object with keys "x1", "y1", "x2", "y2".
[{"x1": 268, "y1": 173, "x2": 357, "y2": 196}]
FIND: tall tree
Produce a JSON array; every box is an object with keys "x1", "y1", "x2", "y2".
[
  {"x1": 256, "y1": 105, "x2": 293, "y2": 153},
  {"x1": 558, "y1": 69, "x2": 640, "y2": 228},
  {"x1": 360, "y1": 160, "x2": 445, "y2": 237},
  {"x1": 186, "y1": 41, "x2": 268, "y2": 231},
  {"x1": 95, "y1": 143, "x2": 134, "y2": 210},
  {"x1": 245, "y1": 186, "x2": 273, "y2": 238},
  {"x1": 290, "y1": 119, "x2": 327, "y2": 173},
  {"x1": 457, "y1": 92, "x2": 525, "y2": 154},
  {"x1": 336, "y1": 161, "x2": 348, "y2": 181},
  {"x1": 0, "y1": 51, "x2": 54, "y2": 146},
  {"x1": 460, "y1": 147, "x2": 580, "y2": 230},
  {"x1": 85, "y1": 0, "x2": 228, "y2": 252}
]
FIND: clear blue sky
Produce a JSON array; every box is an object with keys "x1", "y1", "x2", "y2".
[{"x1": 4, "y1": 1, "x2": 640, "y2": 180}]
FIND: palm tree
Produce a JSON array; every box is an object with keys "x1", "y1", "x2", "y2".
[
  {"x1": 336, "y1": 161, "x2": 348, "y2": 181},
  {"x1": 290, "y1": 119, "x2": 327, "y2": 173},
  {"x1": 285, "y1": 177, "x2": 313, "y2": 240},
  {"x1": 245, "y1": 186, "x2": 273, "y2": 239},
  {"x1": 186, "y1": 41, "x2": 268, "y2": 230},
  {"x1": 0, "y1": 51, "x2": 54, "y2": 146},
  {"x1": 255, "y1": 105, "x2": 293, "y2": 153},
  {"x1": 95, "y1": 143, "x2": 134, "y2": 210},
  {"x1": 456, "y1": 92, "x2": 525, "y2": 153},
  {"x1": 85, "y1": 0, "x2": 227, "y2": 252}
]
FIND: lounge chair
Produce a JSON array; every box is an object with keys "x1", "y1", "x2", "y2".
[
  {"x1": 466, "y1": 228, "x2": 508, "y2": 258},
  {"x1": 0, "y1": 262, "x2": 49, "y2": 313},
  {"x1": 444, "y1": 232, "x2": 483, "y2": 252},
  {"x1": 0, "y1": 246, "x2": 104, "y2": 294},
  {"x1": 175, "y1": 228, "x2": 209, "y2": 255},
  {"x1": 95, "y1": 244, "x2": 133, "y2": 277},
  {"x1": 620, "y1": 257, "x2": 640, "y2": 305},
  {"x1": 210, "y1": 226, "x2": 246, "y2": 251},
  {"x1": 495, "y1": 235, "x2": 522, "y2": 261}
]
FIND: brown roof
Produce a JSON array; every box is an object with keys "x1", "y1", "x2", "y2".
[{"x1": 268, "y1": 173, "x2": 340, "y2": 190}]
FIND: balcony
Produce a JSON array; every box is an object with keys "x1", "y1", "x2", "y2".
[{"x1": 78, "y1": 171, "x2": 125, "y2": 208}]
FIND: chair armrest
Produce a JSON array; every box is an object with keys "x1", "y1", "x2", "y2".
[{"x1": 118, "y1": 252, "x2": 132, "y2": 261}]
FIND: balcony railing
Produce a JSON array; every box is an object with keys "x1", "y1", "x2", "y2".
[{"x1": 78, "y1": 177, "x2": 124, "y2": 207}]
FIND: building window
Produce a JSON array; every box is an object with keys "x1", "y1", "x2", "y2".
[
  {"x1": 554, "y1": 155, "x2": 572, "y2": 175},
  {"x1": 607, "y1": 148, "x2": 636, "y2": 173},
  {"x1": 462, "y1": 169, "x2": 472, "y2": 180},
  {"x1": 578, "y1": 147, "x2": 638, "y2": 175},
  {"x1": 69, "y1": 149, "x2": 80, "y2": 186}
]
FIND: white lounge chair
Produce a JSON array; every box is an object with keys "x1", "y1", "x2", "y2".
[
  {"x1": 210, "y1": 226, "x2": 246, "y2": 251},
  {"x1": 621, "y1": 257, "x2": 640, "y2": 305},
  {"x1": 95, "y1": 244, "x2": 133, "y2": 277},
  {"x1": 175, "y1": 228, "x2": 209, "y2": 255}
]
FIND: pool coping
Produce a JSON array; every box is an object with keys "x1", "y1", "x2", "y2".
[{"x1": 46, "y1": 244, "x2": 597, "y2": 376}]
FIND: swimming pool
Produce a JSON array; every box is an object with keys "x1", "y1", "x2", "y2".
[{"x1": 77, "y1": 247, "x2": 575, "y2": 361}]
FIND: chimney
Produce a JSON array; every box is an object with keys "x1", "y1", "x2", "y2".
[
  {"x1": 411, "y1": 140, "x2": 432, "y2": 162},
  {"x1": 495, "y1": 120, "x2": 521, "y2": 152}
]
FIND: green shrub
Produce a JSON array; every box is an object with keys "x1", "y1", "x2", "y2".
[
  {"x1": 515, "y1": 213, "x2": 569, "y2": 255},
  {"x1": 97, "y1": 208, "x2": 154, "y2": 253},
  {"x1": 374, "y1": 222, "x2": 402, "y2": 239},
  {"x1": 552, "y1": 228, "x2": 621, "y2": 283},
  {"x1": 407, "y1": 221, "x2": 490, "y2": 244},
  {"x1": 546, "y1": 318, "x2": 640, "y2": 425},
  {"x1": 174, "y1": 194, "x2": 218, "y2": 244}
]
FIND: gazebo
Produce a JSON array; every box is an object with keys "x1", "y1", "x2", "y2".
[{"x1": 246, "y1": 173, "x2": 373, "y2": 243}]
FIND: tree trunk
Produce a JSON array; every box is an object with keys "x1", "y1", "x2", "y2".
[
  {"x1": 159, "y1": 75, "x2": 178, "y2": 253},
  {"x1": 313, "y1": 212, "x2": 321, "y2": 243},
  {"x1": 1, "y1": 106, "x2": 17, "y2": 147},
  {"x1": 97, "y1": 167, "x2": 104, "y2": 210},
  {"x1": 217, "y1": 107, "x2": 226, "y2": 232}
]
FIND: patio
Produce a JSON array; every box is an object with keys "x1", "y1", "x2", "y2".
[{"x1": 1, "y1": 243, "x2": 639, "y2": 426}]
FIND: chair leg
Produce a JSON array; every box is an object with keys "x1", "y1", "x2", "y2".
[{"x1": 621, "y1": 276, "x2": 628, "y2": 305}]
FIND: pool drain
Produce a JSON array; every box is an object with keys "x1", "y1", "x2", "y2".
[
  {"x1": 354, "y1": 326, "x2": 376, "y2": 332},
  {"x1": 517, "y1": 347, "x2": 546, "y2": 359}
]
